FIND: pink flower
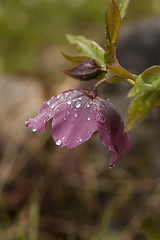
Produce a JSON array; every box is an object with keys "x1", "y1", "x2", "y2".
[{"x1": 25, "y1": 89, "x2": 131, "y2": 167}]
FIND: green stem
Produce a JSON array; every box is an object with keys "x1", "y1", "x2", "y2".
[
  {"x1": 124, "y1": 78, "x2": 135, "y2": 86},
  {"x1": 92, "y1": 75, "x2": 135, "y2": 94},
  {"x1": 92, "y1": 79, "x2": 107, "y2": 92}
]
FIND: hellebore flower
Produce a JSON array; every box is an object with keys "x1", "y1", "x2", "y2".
[{"x1": 25, "y1": 89, "x2": 131, "y2": 167}]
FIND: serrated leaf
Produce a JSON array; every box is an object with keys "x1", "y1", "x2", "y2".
[
  {"x1": 125, "y1": 66, "x2": 160, "y2": 131},
  {"x1": 105, "y1": 0, "x2": 121, "y2": 64},
  {"x1": 66, "y1": 34, "x2": 105, "y2": 67},
  {"x1": 61, "y1": 51, "x2": 90, "y2": 64}
]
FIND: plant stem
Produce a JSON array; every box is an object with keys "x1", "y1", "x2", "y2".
[
  {"x1": 92, "y1": 74, "x2": 135, "y2": 93},
  {"x1": 124, "y1": 78, "x2": 135, "y2": 86},
  {"x1": 92, "y1": 79, "x2": 107, "y2": 92}
]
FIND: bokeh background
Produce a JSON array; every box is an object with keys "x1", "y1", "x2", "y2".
[{"x1": 0, "y1": 0, "x2": 160, "y2": 239}]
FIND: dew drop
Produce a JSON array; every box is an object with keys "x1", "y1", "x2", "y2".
[
  {"x1": 74, "y1": 113, "x2": 78, "y2": 118},
  {"x1": 57, "y1": 93, "x2": 62, "y2": 99},
  {"x1": 32, "y1": 128, "x2": 37, "y2": 132},
  {"x1": 79, "y1": 97, "x2": 82, "y2": 100},
  {"x1": 75, "y1": 102, "x2": 81, "y2": 108},
  {"x1": 109, "y1": 164, "x2": 115, "y2": 169},
  {"x1": 77, "y1": 137, "x2": 82, "y2": 143},
  {"x1": 67, "y1": 111, "x2": 70, "y2": 115},
  {"x1": 51, "y1": 103, "x2": 55, "y2": 108},
  {"x1": 87, "y1": 117, "x2": 90, "y2": 121},
  {"x1": 25, "y1": 120, "x2": 29, "y2": 125},
  {"x1": 86, "y1": 103, "x2": 90, "y2": 108},
  {"x1": 56, "y1": 139, "x2": 61, "y2": 146},
  {"x1": 67, "y1": 101, "x2": 71, "y2": 105},
  {"x1": 65, "y1": 92, "x2": 69, "y2": 97},
  {"x1": 47, "y1": 100, "x2": 51, "y2": 105},
  {"x1": 64, "y1": 117, "x2": 66, "y2": 120}
]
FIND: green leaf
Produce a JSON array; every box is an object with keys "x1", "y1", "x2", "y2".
[
  {"x1": 105, "y1": 0, "x2": 121, "y2": 64},
  {"x1": 106, "y1": 0, "x2": 130, "y2": 19},
  {"x1": 114, "y1": 0, "x2": 130, "y2": 19},
  {"x1": 61, "y1": 51, "x2": 90, "y2": 64},
  {"x1": 66, "y1": 34, "x2": 105, "y2": 67},
  {"x1": 106, "y1": 1, "x2": 121, "y2": 44},
  {"x1": 125, "y1": 66, "x2": 160, "y2": 131}
]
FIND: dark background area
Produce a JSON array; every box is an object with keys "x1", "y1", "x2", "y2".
[{"x1": 0, "y1": 0, "x2": 160, "y2": 239}]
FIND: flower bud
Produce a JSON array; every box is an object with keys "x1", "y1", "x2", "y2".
[{"x1": 62, "y1": 59, "x2": 105, "y2": 81}]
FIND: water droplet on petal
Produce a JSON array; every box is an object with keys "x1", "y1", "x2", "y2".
[
  {"x1": 109, "y1": 164, "x2": 115, "y2": 169},
  {"x1": 77, "y1": 137, "x2": 82, "y2": 143},
  {"x1": 32, "y1": 128, "x2": 37, "y2": 132},
  {"x1": 56, "y1": 139, "x2": 61, "y2": 146},
  {"x1": 87, "y1": 117, "x2": 90, "y2": 121},
  {"x1": 51, "y1": 103, "x2": 55, "y2": 108},
  {"x1": 67, "y1": 101, "x2": 72, "y2": 105},
  {"x1": 67, "y1": 111, "x2": 70, "y2": 115},
  {"x1": 75, "y1": 102, "x2": 81, "y2": 108},
  {"x1": 47, "y1": 100, "x2": 51, "y2": 105},
  {"x1": 74, "y1": 113, "x2": 78, "y2": 118},
  {"x1": 65, "y1": 92, "x2": 69, "y2": 97},
  {"x1": 79, "y1": 97, "x2": 82, "y2": 100},
  {"x1": 86, "y1": 103, "x2": 90, "y2": 108},
  {"x1": 57, "y1": 93, "x2": 63, "y2": 99},
  {"x1": 64, "y1": 117, "x2": 66, "y2": 120}
]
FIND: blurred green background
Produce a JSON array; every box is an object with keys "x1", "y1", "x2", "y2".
[
  {"x1": 0, "y1": 0, "x2": 160, "y2": 240},
  {"x1": 0, "y1": 0, "x2": 160, "y2": 78}
]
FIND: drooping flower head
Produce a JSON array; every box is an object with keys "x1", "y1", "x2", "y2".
[{"x1": 25, "y1": 89, "x2": 131, "y2": 167}]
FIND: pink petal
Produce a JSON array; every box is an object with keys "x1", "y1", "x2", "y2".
[
  {"x1": 97, "y1": 97, "x2": 131, "y2": 167},
  {"x1": 51, "y1": 90, "x2": 103, "y2": 148},
  {"x1": 25, "y1": 92, "x2": 71, "y2": 132}
]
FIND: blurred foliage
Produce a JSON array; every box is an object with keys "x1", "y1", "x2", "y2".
[
  {"x1": 0, "y1": 0, "x2": 160, "y2": 77},
  {"x1": 0, "y1": 1, "x2": 160, "y2": 240}
]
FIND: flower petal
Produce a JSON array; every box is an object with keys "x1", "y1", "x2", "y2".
[
  {"x1": 51, "y1": 90, "x2": 101, "y2": 148},
  {"x1": 97, "y1": 97, "x2": 131, "y2": 167},
  {"x1": 25, "y1": 101, "x2": 53, "y2": 132},
  {"x1": 25, "y1": 91, "x2": 72, "y2": 132}
]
